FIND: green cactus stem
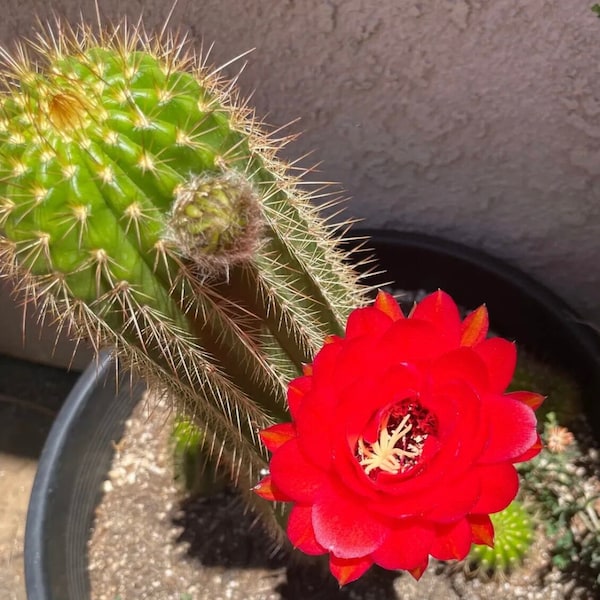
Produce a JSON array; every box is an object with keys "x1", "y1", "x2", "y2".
[
  {"x1": 0, "y1": 20, "x2": 367, "y2": 537},
  {"x1": 466, "y1": 500, "x2": 535, "y2": 578}
]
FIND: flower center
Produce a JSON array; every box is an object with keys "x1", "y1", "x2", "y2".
[{"x1": 356, "y1": 400, "x2": 437, "y2": 478}]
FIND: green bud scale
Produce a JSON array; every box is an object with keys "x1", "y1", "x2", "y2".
[{"x1": 0, "y1": 20, "x2": 367, "y2": 536}]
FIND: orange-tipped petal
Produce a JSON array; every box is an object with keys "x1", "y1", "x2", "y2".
[
  {"x1": 302, "y1": 363, "x2": 314, "y2": 376},
  {"x1": 468, "y1": 514, "x2": 495, "y2": 547},
  {"x1": 507, "y1": 390, "x2": 545, "y2": 410},
  {"x1": 329, "y1": 555, "x2": 373, "y2": 586},
  {"x1": 408, "y1": 561, "x2": 428, "y2": 580},
  {"x1": 253, "y1": 475, "x2": 289, "y2": 501},
  {"x1": 324, "y1": 334, "x2": 341, "y2": 345},
  {"x1": 345, "y1": 306, "x2": 396, "y2": 338},
  {"x1": 460, "y1": 305, "x2": 489, "y2": 347},
  {"x1": 260, "y1": 423, "x2": 296, "y2": 452},
  {"x1": 430, "y1": 519, "x2": 473, "y2": 561},
  {"x1": 374, "y1": 290, "x2": 404, "y2": 321}
]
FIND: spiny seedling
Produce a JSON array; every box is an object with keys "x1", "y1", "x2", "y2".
[
  {"x1": 465, "y1": 500, "x2": 535, "y2": 579},
  {"x1": 171, "y1": 415, "x2": 226, "y2": 496},
  {"x1": 0, "y1": 18, "x2": 368, "y2": 539}
]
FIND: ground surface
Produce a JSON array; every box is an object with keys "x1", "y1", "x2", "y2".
[{"x1": 0, "y1": 356, "x2": 78, "y2": 600}]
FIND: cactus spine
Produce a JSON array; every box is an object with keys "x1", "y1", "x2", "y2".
[{"x1": 0, "y1": 21, "x2": 367, "y2": 534}]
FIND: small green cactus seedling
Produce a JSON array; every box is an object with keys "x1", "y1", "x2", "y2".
[
  {"x1": 0, "y1": 19, "x2": 367, "y2": 538},
  {"x1": 466, "y1": 500, "x2": 535, "y2": 578},
  {"x1": 171, "y1": 416, "x2": 226, "y2": 496}
]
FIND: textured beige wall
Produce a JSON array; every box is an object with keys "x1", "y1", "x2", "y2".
[{"x1": 1, "y1": 0, "x2": 599, "y2": 367}]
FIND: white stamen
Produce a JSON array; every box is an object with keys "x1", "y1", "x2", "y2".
[{"x1": 358, "y1": 413, "x2": 420, "y2": 475}]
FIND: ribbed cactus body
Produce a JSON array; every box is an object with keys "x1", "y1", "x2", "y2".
[
  {"x1": 467, "y1": 500, "x2": 534, "y2": 577},
  {"x1": 0, "y1": 23, "x2": 366, "y2": 532}
]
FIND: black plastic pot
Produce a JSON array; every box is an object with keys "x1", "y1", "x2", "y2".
[
  {"x1": 25, "y1": 352, "x2": 146, "y2": 600},
  {"x1": 24, "y1": 230, "x2": 600, "y2": 600}
]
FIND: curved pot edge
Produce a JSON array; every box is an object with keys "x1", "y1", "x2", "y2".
[{"x1": 24, "y1": 351, "x2": 115, "y2": 600}]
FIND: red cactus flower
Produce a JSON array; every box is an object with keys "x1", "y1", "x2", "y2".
[{"x1": 254, "y1": 290, "x2": 543, "y2": 585}]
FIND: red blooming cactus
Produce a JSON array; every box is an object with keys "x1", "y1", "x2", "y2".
[{"x1": 254, "y1": 290, "x2": 543, "y2": 585}]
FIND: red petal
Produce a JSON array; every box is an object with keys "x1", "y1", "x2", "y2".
[
  {"x1": 287, "y1": 375, "x2": 312, "y2": 419},
  {"x1": 430, "y1": 518, "x2": 473, "y2": 561},
  {"x1": 287, "y1": 505, "x2": 326, "y2": 555},
  {"x1": 329, "y1": 336, "x2": 387, "y2": 390},
  {"x1": 410, "y1": 290, "x2": 461, "y2": 345},
  {"x1": 329, "y1": 554, "x2": 373, "y2": 586},
  {"x1": 479, "y1": 393, "x2": 538, "y2": 462},
  {"x1": 302, "y1": 363, "x2": 313, "y2": 376},
  {"x1": 468, "y1": 514, "x2": 494, "y2": 547},
  {"x1": 372, "y1": 520, "x2": 434, "y2": 570},
  {"x1": 460, "y1": 305, "x2": 489, "y2": 347},
  {"x1": 470, "y1": 463, "x2": 519, "y2": 513},
  {"x1": 312, "y1": 482, "x2": 390, "y2": 559},
  {"x1": 374, "y1": 290, "x2": 404, "y2": 321},
  {"x1": 474, "y1": 338, "x2": 517, "y2": 393},
  {"x1": 507, "y1": 390, "x2": 545, "y2": 410},
  {"x1": 295, "y1": 385, "x2": 337, "y2": 470},
  {"x1": 260, "y1": 423, "x2": 296, "y2": 452},
  {"x1": 312, "y1": 339, "x2": 346, "y2": 385},
  {"x1": 253, "y1": 475, "x2": 290, "y2": 502},
  {"x1": 381, "y1": 319, "x2": 453, "y2": 362},
  {"x1": 512, "y1": 434, "x2": 543, "y2": 462},
  {"x1": 430, "y1": 347, "x2": 490, "y2": 391},
  {"x1": 270, "y1": 439, "x2": 326, "y2": 503},
  {"x1": 339, "y1": 362, "x2": 420, "y2": 446},
  {"x1": 425, "y1": 470, "x2": 481, "y2": 522},
  {"x1": 345, "y1": 306, "x2": 394, "y2": 339}
]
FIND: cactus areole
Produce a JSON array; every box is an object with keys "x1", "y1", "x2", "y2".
[{"x1": 0, "y1": 21, "x2": 366, "y2": 535}]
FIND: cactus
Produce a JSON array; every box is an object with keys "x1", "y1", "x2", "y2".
[
  {"x1": 0, "y1": 20, "x2": 367, "y2": 537},
  {"x1": 465, "y1": 500, "x2": 535, "y2": 578}
]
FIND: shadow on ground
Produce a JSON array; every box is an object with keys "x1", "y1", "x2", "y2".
[{"x1": 173, "y1": 488, "x2": 400, "y2": 600}]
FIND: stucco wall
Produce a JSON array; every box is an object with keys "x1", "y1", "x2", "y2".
[{"x1": 1, "y1": 0, "x2": 599, "y2": 367}]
